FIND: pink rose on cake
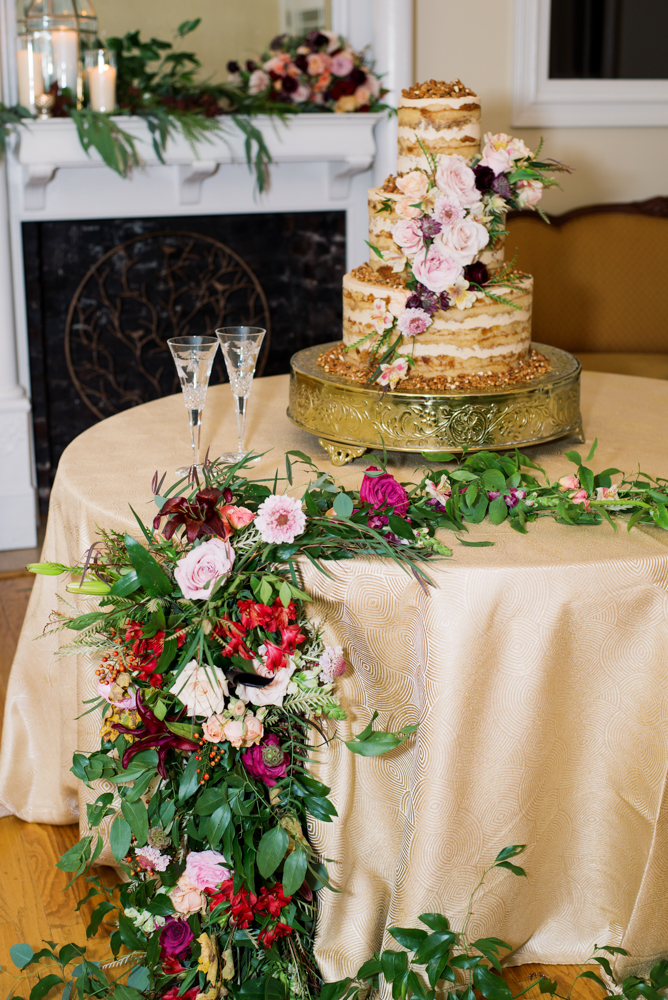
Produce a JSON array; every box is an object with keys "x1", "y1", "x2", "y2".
[
  {"x1": 388, "y1": 288, "x2": 411, "y2": 316},
  {"x1": 432, "y1": 195, "x2": 464, "y2": 227},
  {"x1": 397, "y1": 308, "x2": 431, "y2": 337},
  {"x1": 392, "y1": 219, "x2": 424, "y2": 257},
  {"x1": 516, "y1": 178, "x2": 543, "y2": 208},
  {"x1": 437, "y1": 218, "x2": 489, "y2": 266},
  {"x1": 412, "y1": 243, "x2": 463, "y2": 294},
  {"x1": 435, "y1": 155, "x2": 480, "y2": 208},
  {"x1": 396, "y1": 171, "x2": 429, "y2": 200}
]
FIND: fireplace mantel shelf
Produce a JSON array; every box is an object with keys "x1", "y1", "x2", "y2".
[{"x1": 15, "y1": 112, "x2": 384, "y2": 209}]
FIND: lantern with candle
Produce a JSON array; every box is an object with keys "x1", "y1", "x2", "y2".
[
  {"x1": 84, "y1": 49, "x2": 116, "y2": 112},
  {"x1": 24, "y1": 0, "x2": 98, "y2": 110}
]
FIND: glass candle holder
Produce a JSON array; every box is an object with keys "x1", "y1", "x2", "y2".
[
  {"x1": 85, "y1": 49, "x2": 116, "y2": 112},
  {"x1": 16, "y1": 34, "x2": 45, "y2": 111},
  {"x1": 26, "y1": 0, "x2": 98, "y2": 106}
]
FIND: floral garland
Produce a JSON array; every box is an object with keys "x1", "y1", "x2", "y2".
[
  {"x1": 10, "y1": 443, "x2": 668, "y2": 1000},
  {"x1": 363, "y1": 135, "x2": 571, "y2": 388}
]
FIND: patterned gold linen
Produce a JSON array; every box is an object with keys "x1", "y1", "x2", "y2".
[{"x1": 1, "y1": 373, "x2": 668, "y2": 980}]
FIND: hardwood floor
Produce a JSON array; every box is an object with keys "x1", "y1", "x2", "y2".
[{"x1": 0, "y1": 572, "x2": 605, "y2": 1000}]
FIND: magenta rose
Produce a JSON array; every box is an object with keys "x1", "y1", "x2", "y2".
[
  {"x1": 360, "y1": 467, "x2": 410, "y2": 517},
  {"x1": 241, "y1": 734, "x2": 289, "y2": 787},
  {"x1": 160, "y1": 916, "x2": 194, "y2": 957}
]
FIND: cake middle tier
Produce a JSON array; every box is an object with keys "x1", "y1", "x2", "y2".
[{"x1": 342, "y1": 265, "x2": 533, "y2": 375}]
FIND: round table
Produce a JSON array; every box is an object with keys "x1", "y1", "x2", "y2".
[{"x1": 2, "y1": 371, "x2": 668, "y2": 981}]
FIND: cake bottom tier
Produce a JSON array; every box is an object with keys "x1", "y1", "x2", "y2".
[{"x1": 342, "y1": 265, "x2": 533, "y2": 376}]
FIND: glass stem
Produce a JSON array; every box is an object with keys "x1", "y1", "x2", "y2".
[
  {"x1": 236, "y1": 395, "x2": 247, "y2": 456},
  {"x1": 189, "y1": 409, "x2": 202, "y2": 468}
]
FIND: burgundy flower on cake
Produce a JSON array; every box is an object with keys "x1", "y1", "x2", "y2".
[{"x1": 360, "y1": 468, "x2": 410, "y2": 518}]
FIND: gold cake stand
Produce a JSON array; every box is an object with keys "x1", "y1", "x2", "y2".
[{"x1": 287, "y1": 342, "x2": 584, "y2": 465}]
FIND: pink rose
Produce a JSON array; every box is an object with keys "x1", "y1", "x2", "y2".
[
  {"x1": 396, "y1": 171, "x2": 429, "y2": 199},
  {"x1": 395, "y1": 198, "x2": 422, "y2": 220},
  {"x1": 171, "y1": 874, "x2": 204, "y2": 914},
  {"x1": 571, "y1": 489, "x2": 591, "y2": 511},
  {"x1": 516, "y1": 178, "x2": 543, "y2": 208},
  {"x1": 435, "y1": 156, "x2": 480, "y2": 207},
  {"x1": 185, "y1": 850, "x2": 230, "y2": 890},
  {"x1": 392, "y1": 219, "x2": 424, "y2": 257},
  {"x1": 218, "y1": 504, "x2": 255, "y2": 532},
  {"x1": 432, "y1": 196, "x2": 464, "y2": 227},
  {"x1": 263, "y1": 55, "x2": 288, "y2": 76},
  {"x1": 437, "y1": 219, "x2": 489, "y2": 265},
  {"x1": 365, "y1": 73, "x2": 381, "y2": 97},
  {"x1": 221, "y1": 719, "x2": 246, "y2": 748},
  {"x1": 174, "y1": 538, "x2": 235, "y2": 600},
  {"x1": 480, "y1": 145, "x2": 513, "y2": 176},
  {"x1": 243, "y1": 715, "x2": 264, "y2": 745},
  {"x1": 398, "y1": 307, "x2": 431, "y2": 337},
  {"x1": 202, "y1": 714, "x2": 225, "y2": 743},
  {"x1": 412, "y1": 244, "x2": 463, "y2": 294},
  {"x1": 248, "y1": 69, "x2": 270, "y2": 94},
  {"x1": 360, "y1": 467, "x2": 410, "y2": 517},
  {"x1": 388, "y1": 289, "x2": 411, "y2": 316},
  {"x1": 292, "y1": 84, "x2": 312, "y2": 103},
  {"x1": 307, "y1": 52, "x2": 331, "y2": 76},
  {"x1": 331, "y1": 53, "x2": 354, "y2": 77},
  {"x1": 558, "y1": 475, "x2": 580, "y2": 492},
  {"x1": 235, "y1": 662, "x2": 296, "y2": 708},
  {"x1": 354, "y1": 85, "x2": 371, "y2": 105}
]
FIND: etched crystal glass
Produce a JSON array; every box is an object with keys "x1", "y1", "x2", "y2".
[
  {"x1": 167, "y1": 336, "x2": 219, "y2": 475},
  {"x1": 216, "y1": 326, "x2": 266, "y2": 464}
]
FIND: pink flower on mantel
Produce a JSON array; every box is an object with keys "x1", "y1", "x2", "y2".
[
  {"x1": 248, "y1": 69, "x2": 270, "y2": 94},
  {"x1": 255, "y1": 494, "x2": 306, "y2": 544},
  {"x1": 307, "y1": 52, "x2": 331, "y2": 76},
  {"x1": 331, "y1": 52, "x2": 354, "y2": 77},
  {"x1": 398, "y1": 307, "x2": 431, "y2": 337},
  {"x1": 412, "y1": 243, "x2": 463, "y2": 294},
  {"x1": 376, "y1": 356, "x2": 409, "y2": 390}
]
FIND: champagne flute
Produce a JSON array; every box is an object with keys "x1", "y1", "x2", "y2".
[
  {"x1": 216, "y1": 326, "x2": 266, "y2": 464},
  {"x1": 168, "y1": 336, "x2": 219, "y2": 475}
]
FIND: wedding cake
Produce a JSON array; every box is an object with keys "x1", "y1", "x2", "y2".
[{"x1": 320, "y1": 79, "x2": 565, "y2": 390}]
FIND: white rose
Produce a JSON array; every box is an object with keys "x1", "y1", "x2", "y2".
[
  {"x1": 170, "y1": 659, "x2": 229, "y2": 717},
  {"x1": 235, "y1": 661, "x2": 297, "y2": 708},
  {"x1": 435, "y1": 155, "x2": 480, "y2": 207},
  {"x1": 437, "y1": 219, "x2": 489, "y2": 266}
]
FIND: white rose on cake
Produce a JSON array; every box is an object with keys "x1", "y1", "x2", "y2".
[
  {"x1": 437, "y1": 219, "x2": 489, "y2": 266},
  {"x1": 435, "y1": 155, "x2": 480, "y2": 208}
]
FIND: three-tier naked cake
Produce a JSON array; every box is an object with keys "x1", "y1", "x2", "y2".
[{"x1": 318, "y1": 79, "x2": 563, "y2": 389}]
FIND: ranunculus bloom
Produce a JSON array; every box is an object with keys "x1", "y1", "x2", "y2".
[
  {"x1": 360, "y1": 467, "x2": 410, "y2": 517},
  {"x1": 559, "y1": 475, "x2": 580, "y2": 492},
  {"x1": 241, "y1": 734, "x2": 289, "y2": 786},
  {"x1": 437, "y1": 219, "x2": 489, "y2": 265},
  {"x1": 435, "y1": 155, "x2": 480, "y2": 207},
  {"x1": 307, "y1": 51, "x2": 331, "y2": 75},
  {"x1": 516, "y1": 178, "x2": 543, "y2": 208},
  {"x1": 412, "y1": 243, "x2": 463, "y2": 294},
  {"x1": 255, "y1": 494, "x2": 306, "y2": 544},
  {"x1": 396, "y1": 170, "x2": 429, "y2": 199},
  {"x1": 160, "y1": 916, "x2": 194, "y2": 957},
  {"x1": 398, "y1": 307, "x2": 431, "y2": 337},
  {"x1": 331, "y1": 52, "x2": 354, "y2": 76},
  {"x1": 318, "y1": 646, "x2": 346, "y2": 683},
  {"x1": 392, "y1": 219, "x2": 424, "y2": 257},
  {"x1": 235, "y1": 661, "x2": 297, "y2": 708},
  {"x1": 185, "y1": 850, "x2": 230, "y2": 890},
  {"x1": 249, "y1": 69, "x2": 270, "y2": 94},
  {"x1": 395, "y1": 198, "x2": 422, "y2": 221},
  {"x1": 174, "y1": 538, "x2": 236, "y2": 600},
  {"x1": 171, "y1": 873, "x2": 204, "y2": 914},
  {"x1": 169, "y1": 660, "x2": 228, "y2": 718},
  {"x1": 377, "y1": 357, "x2": 409, "y2": 390}
]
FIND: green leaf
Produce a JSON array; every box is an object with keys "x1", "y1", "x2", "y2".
[
  {"x1": 114, "y1": 986, "x2": 145, "y2": 1000},
  {"x1": 575, "y1": 972, "x2": 608, "y2": 991},
  {"x1": 86, "y1": 901, "x2": 116, "y2": 939},
  {"x1": 125, "y1": 534, "x2": 172, "y2": 597},
  {"x1": 481, "y1": 469, "x2": 506, "y2": 491},
  {"x1": 450, "y1": 955, "x2": 482, "y2": 969},
  {"x1": 109, "y1": 815, "x2": 132, "y2": 863},
  {"x1": 585, "y1": 438, "x2": 598, "y2": 462},
  {"x1": 57, "y1": 944, "x2": 85, "y2": 966},
  {"x1": 473, "y1": 965, "x2": 512, "y2": 1000},
  {"x1": 565, "y1": 449, "x2": 582, "y2": 466},
  {"x1": 380, "y1": 950, "x2": 408, "y2": 984},
  {"x1": 127, "y1": 968, "x2": 150, "y2": 992},
  {"x1": 388, "y1": 927, "x2": 428, "y2": 951},
  {"x1": 121, "y1": 798, "x2": 149, "y2": 847},
  {"x1": 427, "y1": 952, "x2": 454, "y2": 987},
  {"x1": 319, "y1": 980, "x2": 352, "y2": 1000},
  {"x1": 422, "y1": 452, "x2": 456, "y2": 462},
  {"x1": 178, "y1": 753, "x2": 200, "y2": 803},
  {"x1": 457, "y1": 536, "x2": 494, "y2": 547},
  {"x1": 282, "y1": 846, "x2": 308, "y2": 896},
  {"x1": 117, "y1": 913, "x2": 145, "y2": 952},
  {"x1": 333, "y1": 492, "x2": 354, "y2": 519},
  {"x1": 237, "y1": 975, "x2": 287, "y2": 1000},
  {"x1": 537, "y1": 978, "x2": 558, "y2": 995},
  {"x1": 207, "y1": 803, "x2": 232, "y2": 848},
  {"x1": 10, "y1": 945, "x2": 34, "y2": 970},
  {"x1": 388, "y1": 515, "x2": 415, "y2": 540},
  {"x1": 256, "y1": 826, "x2": 289, "y2": 879},
  {"x1": 194, "y1": 786, "x2": 225, "y2": 816},
  {"x1": 488, "y1": 497, "x2": 508, "y2": 524},
  {"x1": 29, "y1": 975, "x2": 63, "y2": 1000},
  {"x1": 495, "y1": 860, "x2": 527, "y2": 877},
  {"x1": 55, "y1": 837, "x2": 91, "y2": 874},
  {"x1": 414, "y1": 931, "x2": 457, "y2": 965},
  {"x1": 579, "y1": 466, "x2": 594, "y2": 493},
  {"x1": 259, "y1": 577, "x2": 273, "y2": 605},
  {"x1": 650, "y1": 960, "x2": 668, "y2": 989},
  {"x1": 108, "y1": 570, "x2": 140, "y2": 597},
  {"x1": 419, "y1": 913, "x2": 450, "y2": 931},
  {"x1": 279, "y1": 581, "x2": 292, "y2": 608},
  {"x1": 494, "y1": 845, "x2": 526, "y2": 862}
]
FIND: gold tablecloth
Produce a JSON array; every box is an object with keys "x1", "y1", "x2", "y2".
[{"x1": 2, "y1": 372, "x2": 668, "y2": 980}]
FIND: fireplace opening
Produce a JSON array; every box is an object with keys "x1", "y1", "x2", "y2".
[{"x1": 23, "y1": 210, "x2": 345, "y2": 512}]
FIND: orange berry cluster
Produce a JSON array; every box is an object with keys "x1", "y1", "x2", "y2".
[
  {"x1": 195, "y1": 737, "x2": 223, "y2": 785},
  {"x1": 94, "y1": 636, "x2": 143, "y2": 683}
]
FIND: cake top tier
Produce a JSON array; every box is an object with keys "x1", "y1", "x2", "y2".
[{"x1": 401, "y1": 79, "x2": 477, "y2": 101}]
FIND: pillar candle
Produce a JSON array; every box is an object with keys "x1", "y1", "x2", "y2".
[
  {"x1": 86, "y1": 63, "x2": 116, "y2": 112},
  {"x1": 51, "y1": 29, "x2": 78, "y2": 94},
  {"x1": 17, "y1": 48, "x2": 45, "y2": 109}
]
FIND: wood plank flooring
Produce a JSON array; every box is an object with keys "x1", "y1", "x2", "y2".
[{"x1": 0, "y1": 572, "x2": 605, "y2": 1000}]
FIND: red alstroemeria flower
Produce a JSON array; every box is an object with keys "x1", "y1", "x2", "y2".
[
  {"x1": 112, "y1": 691, "x2": 199, "y2": 779},
  {"x1": 255, "y1": 883, "x2": 292, "y2": 919},
  {"x1": 237, "y1": 598, "x2": 297, "y2": 633},
  {"x1": 258, "y1": 922, "x2": 293, "y2": 949},
  {"x1": 125, "y1": 621, "x2": 185, "y2": 675},
  {"x1": 261, "y1": 640, "x2": 288, "y2": 674},
  {"x1": 153, "y1": 488, "x2": 231, "y2": 543},
  {"x1": 279, "y1": 624, "x2": 306, "y2": 654},
  {"x1": 161, "y1": 988, "x2": 199, "y2": 1000},
  {"x1": 207, "y1": 879, "x2": 258, "y2": 928},
  {"x1": 161, "y1": 955, "x2": 186, "y2": 976},
  {"x1": 214, "y1": 618, "x2": 254, "y2": 660}
]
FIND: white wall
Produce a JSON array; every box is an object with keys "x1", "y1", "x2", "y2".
[{"x1": 416, "y1": 0, "x2": 668, "y2": 212}]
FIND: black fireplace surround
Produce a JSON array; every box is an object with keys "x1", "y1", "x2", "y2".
[{"x1": 23, "y1": 211, "x2": 346, "y2": 512}]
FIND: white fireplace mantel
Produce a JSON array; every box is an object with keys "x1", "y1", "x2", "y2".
[{"x1": 0, "y1": 0, "x2": 413, "y2": 550}]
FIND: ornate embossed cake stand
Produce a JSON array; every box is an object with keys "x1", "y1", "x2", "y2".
[{"x1": 287, "y1": 342, "x2": 583, "y2": 465}]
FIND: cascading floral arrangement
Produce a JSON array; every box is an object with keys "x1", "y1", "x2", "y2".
[
  {"x1": 12, "y1": 443, "x2": 668, "y2": 1000},
  {"x1": 362, "y1": 134, "x2": 571, "y2": 389},
  {"x1": 226, "y1": 30, "x2": 386, "y2": 114}
]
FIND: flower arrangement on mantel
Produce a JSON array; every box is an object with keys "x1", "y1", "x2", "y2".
[
  {"x1": 0, "y1": 23, "x2": 387, "y2": 192},
  {"x1": 3, "y1": 443, "x2": 668, "y2": 1000}
]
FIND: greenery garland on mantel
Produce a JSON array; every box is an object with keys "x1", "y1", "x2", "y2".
[{"x1": 1, "y1": 21, "x2": 390, "y2": 192}]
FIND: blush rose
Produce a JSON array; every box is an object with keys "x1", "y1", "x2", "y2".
[
  {"x1": 435, "y1": 155, "x2": 480, "y2": 207},
  {"x1": 411, "y1": 243, "x2": 463, "y2": 294},
  {"x1": 185, "y1": 850, "x2": 230, "y2": 890},
  {"x1": 395, "y1": 170, "x2": 429, "y2": 199},
  {"x1": 392, "y1": 219, "x2": 424, "y2": 257},
  {"x1": 174, "y1": 538, "x2": 236, "y2": 600}
]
